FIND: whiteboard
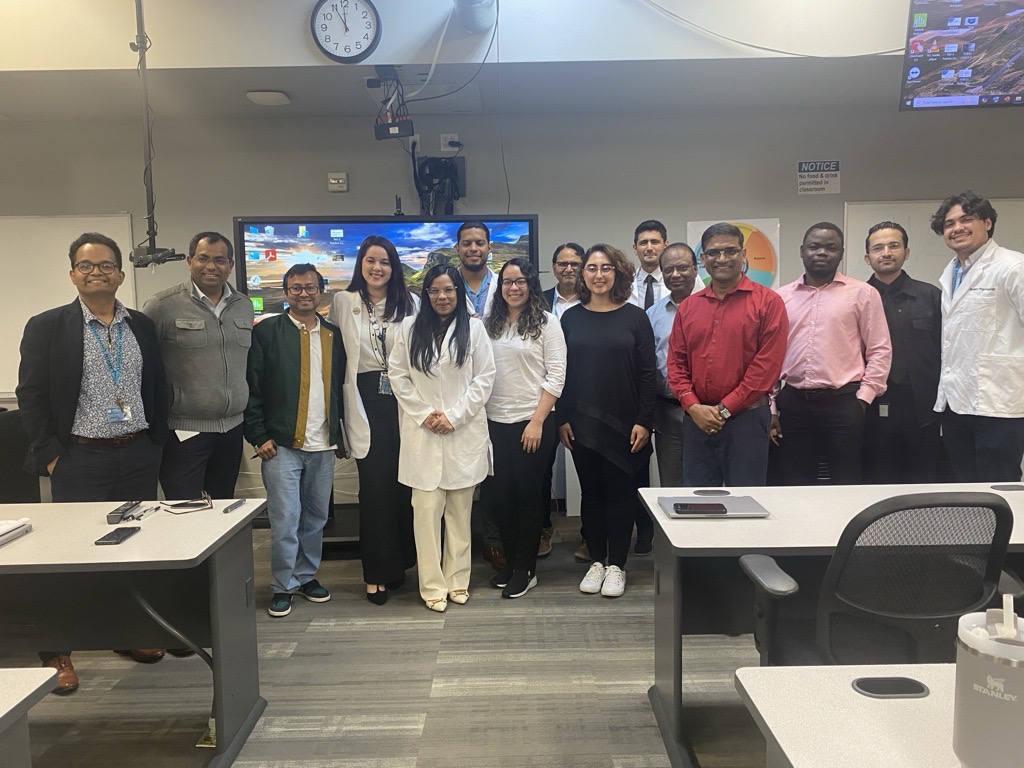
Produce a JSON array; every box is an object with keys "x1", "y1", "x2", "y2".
[
  {"x1": 0, "y1": 214, "x2": 135, "y2": 397},
  {"x1": 844, "y1": 199, "x2": 1024, "y2": 287}
]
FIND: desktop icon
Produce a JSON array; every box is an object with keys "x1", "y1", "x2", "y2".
[
  {"x1": 908, "y1": 67, "x2": 922, "y2": 80},
  {"x1": 248, "y1": 275, "x2": 262, "y2": 290},
  {"x1": 298, "y1": 226, "x2": 308, "y2": 238},
  {"x1": 909, "y1": 40, "x2": 925, "y2": 55},
  {"x1": 330, "y1": 229, "x2": 344, "y2": 239},
  {"x1": 959, "y1": 68, "x2": 973, "y2": 79},
  {"x1": 941, "y1": 69, "x2": 956, "y2": 80},
  {"x1": 948, "y1": 17, "x2": 962, "y2": 27},
  {"x1": 265, "y1": 249, "x2": 277, "y2": 261},
  {"x1": 247, "y1": 250, "x2": 260, "y2": 260},
  {"x1": 251, "y1": 297, "x2": 264, "y2": 312},
  {"x1": 965, "y1": 16, "x2": 978, "y2": 26},
  {"x1": 913, "y1": 13, "x2": 927, "y2": 28},
  {"x1": 944, "y1": 43, "x2": 959, "y2": 54},
  {"x1": 264, "y1": 225, "x2": 275, "y2": 236},
  {"x1": 249, "y1": 226, "x2": 259, "y2": 235}
]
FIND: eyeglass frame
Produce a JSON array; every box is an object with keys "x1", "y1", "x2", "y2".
[
  {"x1": 286, "y1": 284, "x2": 322, "y2": 295},
  {"x1": 73, "y1": 261, "x2": 120, "y2": 275}
]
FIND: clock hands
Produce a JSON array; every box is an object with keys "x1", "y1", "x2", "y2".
[{"x1": 340, "y1": 5, "x2": 349, "y2": 33}]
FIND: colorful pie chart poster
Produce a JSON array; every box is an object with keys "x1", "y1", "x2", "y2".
[{"x1": 687, "y1": 218, "x2": 780, "y2": 289}]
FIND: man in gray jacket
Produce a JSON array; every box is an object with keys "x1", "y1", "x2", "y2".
[{"x1": 143, "y1": 231, "x2": 254, "y2": 499}]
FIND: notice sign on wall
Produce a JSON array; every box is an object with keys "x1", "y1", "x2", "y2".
[{"x1": 797, "y1": 160, "x2": 840, "y2": 195}]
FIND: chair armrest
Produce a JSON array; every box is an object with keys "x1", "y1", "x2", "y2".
[
  {"x1": 1000, "y1": 568, "x2": 1024, "y2": 599},
  {"x1": 739, "y1": 554, "x2": 799, "y2": 598}
]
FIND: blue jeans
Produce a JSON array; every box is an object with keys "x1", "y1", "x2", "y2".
[
  {"x1": 682, "y1": 405, "x2": 771, "y2": 487},
  {"x1": 260, "y1": 446, "x2": 336, "y2": 594}
]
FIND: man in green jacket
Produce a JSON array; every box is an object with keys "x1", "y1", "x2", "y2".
[{"x1": 244, "y1": 264, "x2": 346, "y2": 618}]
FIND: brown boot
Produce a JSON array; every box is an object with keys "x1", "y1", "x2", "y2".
[
  {"x1": 44, "y1": 654, "x2": 79, "y2": 695},
  {"x1": 482, "y1": 546, "x2": 507, "y2": 571}
]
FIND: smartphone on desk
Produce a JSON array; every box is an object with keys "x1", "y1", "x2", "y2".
[
  {"x1": 95, "y1": 526, "x2": 141, "y2": 545},
  {"x1": 672, "y1": 502, "x2": 728, "y2": 516}
]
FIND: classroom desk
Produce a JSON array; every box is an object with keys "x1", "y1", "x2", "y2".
[
  {"x1": 0, "y1": 500, "x2": 268, "y2": 768},
  {"x1": 734, "y1": 663, "x2": 957, "y2": 768},
  {"x1": 639, "y1": 483, "x2": 1024, "y2": 768},
  {"x1": 0, "y1": 668, "x2": 56, "y2": 768}
]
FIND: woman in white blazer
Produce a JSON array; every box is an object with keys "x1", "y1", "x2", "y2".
[
  {"x1": 389, "y1": 264, "x2": 496, "y2": 612},
  {"x1": 328, "y1": 236, "x2": 419, "y2": 605}
]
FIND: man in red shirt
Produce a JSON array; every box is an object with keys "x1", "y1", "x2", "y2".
[{"x1": 666, "y1": 223, "x2": 789, "y2": 485}]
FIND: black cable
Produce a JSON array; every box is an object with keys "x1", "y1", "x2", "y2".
[
  {"x1": 406, "y1": 3, "x2": 498, "y2": 105},
  {"x1": 130, "y1": 585, "x2": 214, "y2": 670},
  {"x1": 494, "y1": 0, "x2": 510, "y2": 214}
]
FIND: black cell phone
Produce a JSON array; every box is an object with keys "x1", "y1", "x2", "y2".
[
  {"x1": 851, "y1": 677, "x2": 929, "y2": 698},
  {"x1": 673, "y1": 502, "x2": 727, "y2": 514},
  {"x1": 95, "y1": 526, "x2": 142, "y2": 546}
]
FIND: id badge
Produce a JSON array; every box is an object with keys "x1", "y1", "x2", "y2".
[
  {"x1": 106, "y1": 404, "x2": 131, "y2": 423},
  {"x1": 379, "y1": 372, "x2": 393, "y2": 396},
  {"x1": 879, "y1": 404, "x2": 889, "y2": 417}
]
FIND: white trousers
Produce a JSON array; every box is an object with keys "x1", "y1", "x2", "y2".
[{"x1": 412, "y1": 486, "x2": 475, "y2": 602}]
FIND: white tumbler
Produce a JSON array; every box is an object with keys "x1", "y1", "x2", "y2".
[{"x1": 952, "y1": 610, "x2": 1024, "y2": 768}]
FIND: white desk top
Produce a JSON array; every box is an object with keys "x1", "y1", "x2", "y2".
[
  {"x1": 0, "y1": 668, "x2": 56, "y2": 733},
  {"x1": 0, "y1": 499, "x2": 266, "y2": 573},
  {"x1": 735, "y1": 664, "x2": 958, "y2": 768},
  {"x1": 640, "y1": 483, "x2": 1024, "y2": 556}
]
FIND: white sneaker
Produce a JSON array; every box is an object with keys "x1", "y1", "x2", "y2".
[
  {"x1": 601, "y1": 565, "x2": 626, "y2": 598},
  {"x1": 580, "y1": 562, "x2": 607, "y2": 593}
]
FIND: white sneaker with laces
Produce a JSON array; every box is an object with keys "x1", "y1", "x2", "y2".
[
  {"x1": 580, "y1": 562, "x2": 607, "y2": 593},
  {"x1": 601, "y1": 565, "x2": 626, "y2": 597}
]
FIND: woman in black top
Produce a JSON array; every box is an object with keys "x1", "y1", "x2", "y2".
[{"x1": 558, "y1": 244, "x2": 656, "y2": 598}]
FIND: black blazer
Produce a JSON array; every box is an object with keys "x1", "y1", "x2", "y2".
[
  {"x1": 541, "y1": 287, "x2": 556, "y2": 312},
  {"x1": 16, "y1": 299, "x2": 168, "y2": 476}
]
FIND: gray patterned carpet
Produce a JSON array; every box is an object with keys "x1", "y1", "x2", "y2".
[{"x1": 5, "y1": 523, "x2": 765, "y2": 767}]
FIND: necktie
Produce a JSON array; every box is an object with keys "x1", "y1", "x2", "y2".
[{"x1": 644, "y1": 274, "x2": 655, "y2": 310}]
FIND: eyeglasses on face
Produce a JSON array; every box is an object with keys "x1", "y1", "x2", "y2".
[
  {"x1": 663, "y1": 264, "x2": 696, "y2": 276},
  {"x1": 426, "y1": 287, "x2": 457, "y2": 298},
  {"x1": 703, "y1": 247, "x2": 743, "y2": 260},
  {"x1": 584, "y1": 264, "x2": 615, "y2": 274},
  {"x1": 501, "y1": 278, "x2": 528, "y2": 288},
  {"x1": 74, "y1": 261, "x2": 119, "y2": 274},
  {"x1": 554, "y1": 261, "x2": 582, "y2": 270},
  {"x1": 286, "y1": 284, "x2": 321, "y2": 295},
  {"x1": 192, "y1": 256, "x2": 232, "y2": 267}
]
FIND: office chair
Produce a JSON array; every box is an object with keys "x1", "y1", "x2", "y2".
[
  {"x1": 739, "y1": 492, "x2": 1017, "y2": 666},
  {"x1": 0, "y1": 408, "x2": 41, "y2": 503}
]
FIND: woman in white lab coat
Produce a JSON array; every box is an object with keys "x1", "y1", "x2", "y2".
[{"x1": 389, "y1": 264, "x2": 495, "y2": 612}]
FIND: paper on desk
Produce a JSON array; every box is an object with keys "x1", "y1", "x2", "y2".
[{"x1": 175, "y1": 430, "x2": 201, "y2": 442}]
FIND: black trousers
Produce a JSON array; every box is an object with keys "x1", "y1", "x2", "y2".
[
  {"x1": 356, "y1": 372, "x2": 416, "y2": 584},
  {"x1": 483, "y1": 416, "x2": 556, "y2": 574},
  {"x1": 773, "y1": 386, "x2": 865, "y2": 485},
  {"x1": 863, "y1": 384, "x2": 940, "y2": 484},
  {"x1": 43, "y1": 435, "x2": 162, "y2": 661},
  {"x1": 941, "y1": 409, "x2": 1024, "y2": 483},
  {"x1": 540, "y1": 434, "x2": 559, "y2": 528},
  {"x1": 571, "y1": 442, "x2": 638, "y2": 569},
  {"x1": 159, "y1": 424, "x2": 244, "y2": 500}
]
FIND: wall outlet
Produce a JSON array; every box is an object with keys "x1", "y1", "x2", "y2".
[{"x1": 440, "y1": 133, "x2": 460, "y2": 154}]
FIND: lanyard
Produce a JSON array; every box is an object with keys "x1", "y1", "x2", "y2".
[
  {"x1": 364, "y1": 298, "x2": 389, "y2": 371},
  {"x1": 87, "y1": 320, "x2": 124, "y2": 388}
]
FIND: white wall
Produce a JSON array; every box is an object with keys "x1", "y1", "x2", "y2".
[{"x1": 1, "y1": 104, "x2": 1022, "y2": 303}]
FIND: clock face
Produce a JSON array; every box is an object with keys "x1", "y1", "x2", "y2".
[{"x1": 310, "y1": 0, "x2": 381, "y2": 64}]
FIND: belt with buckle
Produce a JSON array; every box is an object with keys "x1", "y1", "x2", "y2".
[{"x1": 70, "y1": 429, "x2": 148, "y2": 448}]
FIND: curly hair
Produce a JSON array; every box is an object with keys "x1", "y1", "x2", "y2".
[
  {"x1": 577, "y1": 244, "x2": 634, "y2": 305},
  {"x1": 485, "y1": 258, "x2": 548, "y2": 340}
]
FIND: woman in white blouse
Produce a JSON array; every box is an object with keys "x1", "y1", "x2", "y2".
[
  {"x1": 329, "y1": 236, "x2": 419, "y2": 605},
  {"x1": 482, "y1": 258, "x2": 566, "y2": 598},
  {"x1": 389, "y1": 264, "x2": 495, "y2": 612}
]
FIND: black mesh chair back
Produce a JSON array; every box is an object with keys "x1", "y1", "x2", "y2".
[
  {"x1": 0, "y1": 408, "x2": 41, "y2": 503},
  {"x1": 816, "y1": 492, "x2": 1013, "y2": 664}
]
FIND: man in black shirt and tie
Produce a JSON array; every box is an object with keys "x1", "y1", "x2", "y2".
[
  {"x1": 629, "y1": 219, "x2": 668, "y2": 311},
  {"x1": 862, "y1": 221, "x2": 942, "y2": 483}
]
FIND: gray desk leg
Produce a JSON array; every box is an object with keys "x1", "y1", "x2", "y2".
[
  {"x1": 0, "y1": 713, "x2": 32, "y2": 768},
  {"x1": 648, "y1": 524, "x2": 701, "y2": 768},
  {"x1": 206, "y1": 525, "x2": 267, "y2": 768}
]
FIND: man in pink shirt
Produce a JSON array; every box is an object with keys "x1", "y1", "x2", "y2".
[{"x1": 772, "y1": 223, "x2": 892, "y2": 484}]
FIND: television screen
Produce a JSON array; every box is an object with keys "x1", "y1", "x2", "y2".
[
  {"x1": 900, "y1": 1, "x2": 1024, "y2": 110},
  {"x1": 233, "y1": 215, "x2": 539, "y2": 320}
]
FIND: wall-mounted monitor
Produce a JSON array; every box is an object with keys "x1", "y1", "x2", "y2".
[
  {"x1": 233, "y1": 214, "x2": 539, "y2": 320},
  {"x1": 900, "y1": 1, "x2": 1024, "y2": 110}
]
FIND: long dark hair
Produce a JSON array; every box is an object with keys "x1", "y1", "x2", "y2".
[
  {"x1": 485, "y1": 257, "x2": 548, "y2": 340},
  {"x1": 346, "y1": 235, "x2": 415, "y2": 322},
  {"x1": 410, "y1": 264, "x2": 471, "y2": 373}
]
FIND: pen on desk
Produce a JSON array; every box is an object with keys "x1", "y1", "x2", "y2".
[{"x1": 223, "y1": 499, "x2": 246, "y2": 514}]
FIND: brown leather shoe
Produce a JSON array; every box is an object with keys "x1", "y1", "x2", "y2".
[
  {"x1": 44, "y1": 655, "x2": 79, "y2": 695},
  {"x1": 482, "y1": 546, "x2": 507, "y2": 571},
  {"x1": 114, "y1": 648, "x2": 166, "y2": 663}
]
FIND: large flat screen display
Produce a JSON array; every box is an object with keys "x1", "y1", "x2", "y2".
[
  {"x1": 900, "y1": 1, "x2": 1024, "y2": 110},
  {"x1": 233, "y1": 215, "x2": 539, "y2": 320}
]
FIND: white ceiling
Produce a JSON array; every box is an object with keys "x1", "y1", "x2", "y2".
[{"x1": 0, "y1": 55, "x2": 904, "y2": 123}]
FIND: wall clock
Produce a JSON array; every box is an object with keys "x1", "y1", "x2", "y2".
[{"x1": 310, "y1": 0, "x2": 381, "y2": 64}]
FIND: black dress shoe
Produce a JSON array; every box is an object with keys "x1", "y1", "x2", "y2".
[
  {"x1": 167, "y1": 648, "x2": 196, "y2": 658},
  {"x1": 367, "y1": 588, "x2": 388, "y2": 605}
]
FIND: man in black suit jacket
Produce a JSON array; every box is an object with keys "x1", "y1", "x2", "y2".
[{"x1": 16, "y1": 231, "x2": 169, "y2": 694}]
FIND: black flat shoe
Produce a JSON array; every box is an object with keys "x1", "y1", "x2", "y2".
[{"x1": 367, "y1": 587, "x2": 388, "y2": 605}]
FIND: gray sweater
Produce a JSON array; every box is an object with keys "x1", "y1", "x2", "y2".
[{"x1": 142, "y1": 282, "x2": 255, "y2": 432}]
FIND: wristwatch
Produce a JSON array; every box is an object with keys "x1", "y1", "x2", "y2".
[{"x1": 717, "y1": 403, "x2": 731, "y2": 420}]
